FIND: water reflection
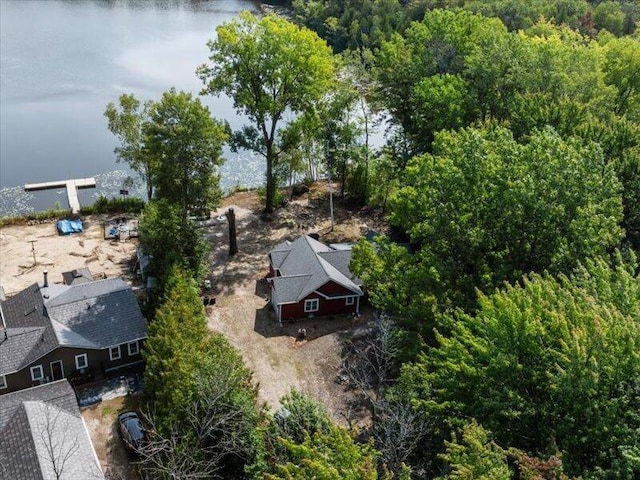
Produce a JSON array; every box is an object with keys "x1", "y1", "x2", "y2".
[{"x1": 0, "y1": 0, "x2": 260, "y2": 217}]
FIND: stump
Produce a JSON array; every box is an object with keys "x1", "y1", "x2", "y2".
[{"x1": 226, "y1": 208, "x2": 238, "y2": 256}]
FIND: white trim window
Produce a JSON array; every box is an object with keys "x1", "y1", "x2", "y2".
[
  {"x1": 304, "y1": 298, "x2": 319, "y2": 313},
  {"x1": 127, "y1": 341, "x2": 139, "y2": 356},
  {"x1": 31, "y1": 365, "x2": 44, "y2": 382},
  {"x1": 109, "y1": 345, "x2": 121, "y2": 361},
  {"x1": 0, "y1": 375, "x2": 7, "y2": 389},
  {"x1": 75, "y1": 354, "x2": 88, "y2": 370},
  {"x1": 345, "y1": 297, "x2": 355, "y2": 306}
]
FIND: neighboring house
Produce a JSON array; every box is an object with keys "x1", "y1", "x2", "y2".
[
  {"x1": 267, "y1": 235, "x2": 364, "y2": 322},
  {"x1": 0, "y1": 275, "x2": 147, "y2": 395},
  {"x1": 62, "y1": 267, "x2": 94, "y2": 286},
  {"x1": 0, "y1": 379, "x2": 104, "y2": 479}
]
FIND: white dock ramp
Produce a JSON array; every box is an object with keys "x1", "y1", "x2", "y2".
[{"x1": 24, "y1": 177, "x2": 96, "y2": 214}]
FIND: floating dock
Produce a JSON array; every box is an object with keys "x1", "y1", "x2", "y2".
[{"x1": 24, "y1": 178, "x2": 96, "y2": 214}]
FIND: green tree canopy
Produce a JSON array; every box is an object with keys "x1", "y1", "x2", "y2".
[
  {"x1": 145, "y1": 88, "x2": 227, "y2": 220},
  {"x1": 389, "y1": 125, "x2": 623, "y2": 312},
  {"x1": 436, "y1": 420, "x2": 511, "y2": 480},
  {"x1": 199, "y1": 12, "x2": 337, "y2": 212},
  {"x1": 602, "y1": 35, "x2": 640, "y2": 118},
  {"x1": 142, "y1": 265, "x2": 261, "y2": 478},
  {"x1": 265, "y1": 425, "x2": 383, "y2": 480},
  {"x1": 398, "y1": 252, "x2": 640, "y2": 477},
  {"x1": 106, "y1": 89, "x2": 227, "y2": 214},
  {"x1": 104, "y1": 93, "x2": 156, "y2": 201},
  {"x1": 138, "y1": 198, "x2": 209, "y2": 285},
  {"x1": 375, "y1": 9, "x2": 506, "y2": 151}
]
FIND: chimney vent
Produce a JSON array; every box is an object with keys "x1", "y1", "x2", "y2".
[{"x1": 43, "y1": 270, "x2": 48, "y2": 288}]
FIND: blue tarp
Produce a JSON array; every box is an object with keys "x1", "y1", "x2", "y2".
[{"x1": 57, "y1": 219, "x2": 84, "y2": 235}]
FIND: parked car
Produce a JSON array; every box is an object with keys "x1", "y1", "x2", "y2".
[{"x1": 117, "y1": 411, "x2": 148, "y2": 453}]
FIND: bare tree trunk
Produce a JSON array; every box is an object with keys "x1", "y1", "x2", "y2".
[{"x1": 226, "y1": 208, "x2": 238, "y2": 256}]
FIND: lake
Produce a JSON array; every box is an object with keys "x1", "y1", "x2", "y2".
[{"x1": 0, "y1": 0, "x2": 265, "y2": 217}]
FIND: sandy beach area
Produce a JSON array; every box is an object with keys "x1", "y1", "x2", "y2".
[{"x1": 0, "y1": 215, "x2": 138, "y2": 296}]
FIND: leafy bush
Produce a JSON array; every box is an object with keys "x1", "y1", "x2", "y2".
[
  {"x1": 0, "y1": 208, "x2": 72, "y2": 227},
  {"x1": 257, "y1": 187, "x2": 288, "y2": 209},
  {"x1": 80, "y1": 195, "x2": 145, "y2": 215}
]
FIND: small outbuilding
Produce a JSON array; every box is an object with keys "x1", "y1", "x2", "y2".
[{"x1": 61, "y1": 267, "x2": 94, "y2": 286}]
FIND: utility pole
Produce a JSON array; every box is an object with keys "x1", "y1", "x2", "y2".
[{"x1": 325, "y1": 133, "x2": 334, "y2": 231}]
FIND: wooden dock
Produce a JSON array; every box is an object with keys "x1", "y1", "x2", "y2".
[{"x1": 24, "y1": 177, "x2": 96, "y2": 214}]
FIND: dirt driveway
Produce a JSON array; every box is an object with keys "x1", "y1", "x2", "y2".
[
  {"x1": 81, "y1": 395, "x2": 140, "y2": 480},
  {"x1": 204, "y1": 190, "x2": 383, "y2": 420}
]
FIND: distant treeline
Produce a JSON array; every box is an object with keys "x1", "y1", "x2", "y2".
[{"x1": 287, "y1": 0, "x2": 637, "y2": 52}]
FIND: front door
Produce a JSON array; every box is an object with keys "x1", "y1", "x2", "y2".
[{"x1": 50, "y1": 360, "x2": 64, "y2": 381}]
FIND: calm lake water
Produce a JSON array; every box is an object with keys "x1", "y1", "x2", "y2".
[{"x1": 0, "y1": 0, "x2": 264, "y2": 216}]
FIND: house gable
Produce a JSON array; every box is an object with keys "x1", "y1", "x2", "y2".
[
  {"x1": 317, "y1": 280, "x2": 358, "y2": 297},
  {"x1": 267, "y1": 236, "x2": 364, "y2": 321},
  {"x1": 0, "y1": 380, "x2": 104, "y2": 479},
  {"x1": 1, "y1": 277, "x2": 147, "y2": 395}
]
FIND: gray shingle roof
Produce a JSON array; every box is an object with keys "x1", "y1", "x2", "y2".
[
  {"x1": 1, "y1": 278, "x2": 147, "y2": 375},
  {"x1": 271, "y1": 274, "x2": 312, "y2": 304},
  {"x1": 318, "y1": 250, "x2": 363, "y2": 286},
  {"x1": 61, "y1": 267, "x2": 94, "y2": 286},
  {"x1": 44, "y1": 278, "x2": 147, "y2": 348},
  {"x1": 269, "y1": 236, "x2": 363, "y2": 305},
  {"x1": 0, "y1": 380, "x2": 104, "y2": 480},
  {"x1": 0, "y1": 284, "x2": 59, "y2": 376},
  {"x1": 0, "y1": 327, "x2": 47, "y2": 374}
]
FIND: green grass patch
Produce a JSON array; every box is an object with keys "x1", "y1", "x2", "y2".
[
  {"x1": 0, "y1": 208, "x2": 72, "y2": 227},
  {"x1": 101, "y1": 405, "x2": 115, "y2": 417}
]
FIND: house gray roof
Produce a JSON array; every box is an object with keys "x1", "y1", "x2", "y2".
[
  {"x1": 268, "y1": 236, "x2": 363, "y2": 305},
  {"x1": 0, "y1": 327, "x2": 47, "y2": 374},
  {"x1": 61, "y1": 267, "x2": 94, "y2": 286},
  {"x1": 0, "y1": 284, "x2": 59, "y2": 376},
  {"x1": 0, "y1": 380, "x2": 104, "y2": 480},
  {"x1": 43, "y1": 278, "x2": 147, "y2": 348},
  {"x1": 0, "y1": 278, "x2": 146, "y2": 375}
]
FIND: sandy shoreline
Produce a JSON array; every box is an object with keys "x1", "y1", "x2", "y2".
[{"x1": 0, "y1": 215, "x2": 138, "y2": 296}]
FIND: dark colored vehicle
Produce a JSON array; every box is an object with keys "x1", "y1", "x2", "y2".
[{"x1": 117, "y1": 411, "x2": 147, "y2": 452}]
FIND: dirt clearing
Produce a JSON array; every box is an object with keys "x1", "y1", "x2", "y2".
[
  {"x1": 204, "y1": 188, "x2": 386, "y2": 420},
  {"x1": 0, "y1": 215, "x2": 137, "y2": 296}
]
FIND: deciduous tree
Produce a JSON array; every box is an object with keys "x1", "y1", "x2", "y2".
[
  {"x1": 401, "y1": 253, "x2": 640, "y2": 477},
  {"x1": 145, "y1": 88, "x2": 227, "y2": 220},
  {"x1": 105, "y1": 94, "x2": 156, "y2": 201},
  {"x1": 199, "y1": 12, "x2": 336, "y2": 213},
  {"x1": 388, "y1": 125, "x2": 623, "y2": 315}
]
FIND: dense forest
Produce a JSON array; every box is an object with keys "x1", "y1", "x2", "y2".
[{"x1": 107, "y1": 1, "x2": 640, "y2": 478}]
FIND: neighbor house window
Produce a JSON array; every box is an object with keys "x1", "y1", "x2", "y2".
[
  {"x1": 31, "y1": 365, "x2": 44, "y2": 382},
  {"x1": 75, "y1": 354, "x2": 88, "y2": 370},
  {"x1": 304, "y1": 298, "x2": 319, "y2": 312},
  {"x1": 0, "y1": 375, "x2": 7, "y2": 389},
  {"x1": 346, "y1": 297, "x2": 355, "y2": 306},
  {"x1": 127, "y1": 341, "x2": 139, "y2": 356},
  {"x1": 109, "y1": 345, "x2": 121, "y2": 361}
]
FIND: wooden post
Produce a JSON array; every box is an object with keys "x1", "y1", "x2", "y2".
[{"x1": 226, "y1": 208, "x2": 238, "y2": 256}]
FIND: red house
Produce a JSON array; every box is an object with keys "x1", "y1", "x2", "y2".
[{"x1": 267, "y1": 236, "x2": 364, "y2": 322}]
